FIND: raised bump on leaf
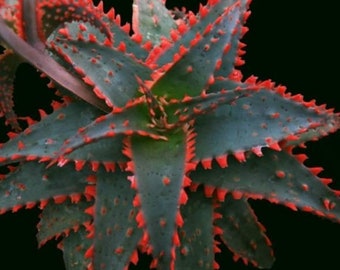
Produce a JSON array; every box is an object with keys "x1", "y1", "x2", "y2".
[
  {"x1": 0, "y1": 49, "x2": 22, "y2": 131},
  {"x1": 126, "y1": 130, "x2": 190, "y2": 267},
  {"x1": 48, "y1": 23, "x2": 153, "y2": 108},
  {"x1": 151, "y1": 1, "x2": 243, "y2": 100},
  {"x1": 191, "y1": 148, "x2": 340, "y2": 223},
  {"x1": 0, "y1": 0, "x2": 339, "y2": 269}
]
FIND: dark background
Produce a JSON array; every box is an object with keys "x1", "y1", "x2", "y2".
[{"x1": 1, "y1": 0, "x2": 339, "y2": 269}]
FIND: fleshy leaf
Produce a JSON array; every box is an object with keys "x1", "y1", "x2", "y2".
[
  {"x1": 191, "y1": 148, "x2": 340, "y2": 223},
  {"x1": 66, "y1": 135, "x2": 128, "y2": 169},
  {"x1": 0, "y1": 14, "x2": 109, "y2": 112},
  {"x1": 132, "y1": 0, "x2": 176, "y2": 45},
  {"x1": 36, "y1": 0, "x2": 112, "y2": 41},
  {"x1": 151, "y1": 1, "x2": 242, "y2": 99},
  {"x1": 0, "y1": 1, "x2": 339, "y2": 270},
  {"x1": 216, "y1": 196, "x2": 274, "y2": 268},
  {"x1": 175, "y1": 188, "x2": 215, "y2": 269},
  {"x1": 0, "y1": 101, "x2": 101, "y2": 165},
  {"x1": 213, "y1": 1, "x2": 250, "y2": 78},
  {"x1": 38, "y1": 0, "x2": 149, "y2": 60},
  {"x1": 153, "y1": 0, "x2": 239, "y2": 67},
  {"x1": 37, "y1": 198, "x2": 92, "y2": 246},
  {"x1": 94, "y1": 168, "x2": 142, "y2": 270},
  {"x1": 194, "y1": 86, "x2": 337, "y2": 160},
  {"x1": 61, "y1": 228, "x2": 92, "y2": 270},
  {"x1": 165, "y1": 87, "x2": 249, "y2": 126},
  {"x1": 0, "y1": 162, "x2": 88, "y2": 213},
  {"x1": 128, "y1": 131, "x2": 187, "y2": 266},
  {"x1": 0, "y1": 0, "x2": 24, "y2": 38},
  {"x1": 47, "y1": 26, "x2": 152, "y2": 108},
  {"x1": 53, "y1": 101, "x2": 166, "y2": 166},
  {"x1": 0, "y1": 49, "x2": 22, "y2": 131}
]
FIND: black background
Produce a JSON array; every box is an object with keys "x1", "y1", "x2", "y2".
[{"x1": 1, "y1": 0, "x2": 339, "y2": 269}]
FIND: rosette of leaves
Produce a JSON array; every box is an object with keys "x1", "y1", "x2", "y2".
[{"x1": 0, "y1": 0, "x2": 339, "y2": 269}]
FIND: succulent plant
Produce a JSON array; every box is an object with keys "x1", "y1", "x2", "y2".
[{"x1": 0, "y1": 0, "x2": 339, "y2": 269}]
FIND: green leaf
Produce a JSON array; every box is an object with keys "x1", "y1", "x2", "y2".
[
  {"x1": 154, "y1": 0, "x2": 239, "y2": 67},
  {"x1": 61, "y1": 228, "x2": 92, "y2": 270},
  {"x1": 66, "y1": 136, "x2": 128, "y2": 167},
  {"x1": 206, "y1": 76, "x2": 246, "y2": 93},
  {"x1": 191, "y1": 148, "x2": 340, "y2": 223},
  {"x1": 54, "y1": 102, "x2": 165, "y2": 164},
  {"x1": 129, "y1": 131, "x2": 187, "y2": 265},
  {"x1": 37, "y1": 199, "x2": 92, "y2": 246},
  {"x1": 0, "y1": 101, "x2": 101, "y2": 165},
  {"x1": 48, "y1": 27, "x2": 152, "y2": 108},
  {"x1": 193, "y1": 87, "x2": 334, "y2": 160},
  {"x1": 216, "y1": 197, "x2": 274, "y2": 268},
  {"x1": 0, "y1": 14, "x2": 109, "y2": 112},
  {"x1": 165, "y1": 87, "x2": 248, "y2": 126},
  {"x1": 132, "y1": 0, "x2": 177, "y2": 45},
  {"x1": 94, "y1": 168, "x2": 142, "y2": 270},
  {"x1": 151, "y1": 1, "x2": 242, "y2": 99},
  {"x1": 175, "y1": 188, "x2": 214, "y2": 270},
  {"x1": 213, "y1": 0, "x2": 250, "y2": 78},
  {"x1": 0, "y1": 162, "x2": 88, "y2": 212},
  {"x1": 38, "y1": 0, "x2": 149, "y2": 60}
]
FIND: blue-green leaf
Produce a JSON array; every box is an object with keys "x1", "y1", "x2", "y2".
[
  {"x1": 175, "y1": 188, "x2": 215, "y2": 269},
  {"x1": 47, "y1": 27, "x2": 152, "y2": 108},
  {"x1": 191, "y1": 148, "x2": 340, "y2": 223},
  {"x1": 61, "y1": 228, "x2": 92, "y2": 270},
  {"x1": 132, "y1": 0, "x2": 176, "y2": 45},
  {"x1": 194, "y1": 87, "x2": 335, "y2": 160},
  {"x1": 37, "y1": 199, "x2": 92, "y2": 246},
  {"x1": 216, "y1": 197, "x2": 274, "y2": 268},
  {"x1": 129, "y1": 131, "x2": 187, "y2": 265},
  {"x1": 151, "y1": 1, "x2": 242, "y2": 99},
  {"x1": 0, "y1": 101, "x2": 101, "y2": 166},
  {"x1": 0, "y1": 162, "x2": 88, "y2": 212},
  {"x1": 94, "y1": 168, "x2": 142, "y2": 270}
]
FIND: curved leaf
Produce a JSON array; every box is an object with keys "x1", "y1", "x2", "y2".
[
  {"x1": 37, "y1": 199, "x2": 92, "y2": 246},
  {"x1": 47, "y1": 26, "x2": 152, "y2": 108},
  {"x1": 151, "y1": 1, "x2": 242, "y2": 99},
  {"x1": 66, "y1": 135, "x2": 128, "y2": 168},
  {"x1": 38, "y1": 0, "x2": 149, "y2": 60},
  {"x1": 0, "y1": 101, "x2": 101, "y2": 165},
  {"x1": 0, "y1": 162, "x2": 88, "y2": 212},
  {"x1": 193, "y1": 88, "x2": 336, "y2": 160},
  {"x1": 165, "y1": 87, "x2": 249, "y2": 126},
  {"x1": 216, "y1": 197, "x2": 274, "y2": 268},
  {"x1": 213, "y1": 0, "x2": 250, "y2": 78},
  {"x1": 0, "y1": 15, "x2": 109, "y2": 112},
  {"x1": 37, "y1": 0, "x2": 112, "y2": 41},
  {"x1": 54, "y1": 102, "x2": 166, "y2": 164},
  {"x1": 191, "y1": 148, "x2": 340, "y2": 223},
  {"x1": 154, "y1": 0, "x2": 239, "y2": 67}
]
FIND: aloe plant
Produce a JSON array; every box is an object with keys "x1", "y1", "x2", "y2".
[{"x1": 0, "y1": 0, "x2": 339, "y2": 269}]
